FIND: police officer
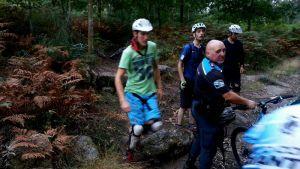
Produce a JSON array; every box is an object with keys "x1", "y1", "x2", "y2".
[{"x1": 184, "y1": 40, "x2": 256, "y2": 169}]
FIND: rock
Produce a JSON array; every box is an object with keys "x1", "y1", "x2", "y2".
[
  {"x1": 67, "y1": 136, "x2": 99, "y2": 165},
  {"x1": 132, "y1": 126, "x2": 193, "y2": 161},
  {"x1": 158, "y1": 65, "x2": 176, "y2": 75},
  {"x1": 88, "y1": 67, "x2": 126, "y2": 91}
]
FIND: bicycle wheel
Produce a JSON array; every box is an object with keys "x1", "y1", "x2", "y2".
[{"x1": 231, "y1": 126, "x2": 251, "y2": 168}]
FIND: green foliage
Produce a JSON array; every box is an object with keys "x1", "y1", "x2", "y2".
[{"x1": 241, "y1": 23, "x2": 299, "y2": 70}]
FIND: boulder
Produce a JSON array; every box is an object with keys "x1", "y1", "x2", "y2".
[
  {"x1": 67, "y1": 135, "x2": 99, "y2": 165},
  {"x1": 131, "y1": 126, "x2": 193, "y2": 161}
]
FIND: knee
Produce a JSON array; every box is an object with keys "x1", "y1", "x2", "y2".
[
  {"x1": 151, "y1": 120, "x2": 163, "y2": 132},
  {"x1": 132, "y1": 125, "x2": 143, "y2": 136}
]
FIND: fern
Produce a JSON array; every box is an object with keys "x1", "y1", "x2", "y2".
[
  {"x1": 9, "y1": 142, "x2": 39, "y2": 150},
  {"x1": 0, "y1": 22, "x2": 17, "y2": 54},
  {"x1": 2, "y1": 114, "x2": 35, "y2": 127},
  {"x1": 11, "y1": 128, "x2": 38, "y2": 136},
  {"x1": 0, "y1": 43, "x2": 96, "y2": 166},
  {"x1": 21, "y1": 152, "x2": 45, "y2": 160}
]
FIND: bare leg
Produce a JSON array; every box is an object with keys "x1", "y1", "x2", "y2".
[
  {"x1": 177, "y1": 107, "x2": 185, "y2": 125},
  {"x1": 188, "y1": 108, "x2": 195, "y2": 125}
]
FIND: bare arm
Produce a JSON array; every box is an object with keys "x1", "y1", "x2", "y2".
[
  {"x1": 223, "y1": 91, "x2": 256, "y2": 108},
  {"x1": 177, "y1": 60, "x2": 185, "y2": 82},
  {"x1": 153, "y1": 60, "x2": 163, "y2": 99},
  {"x1": 115, "y1": 68, "x2": 130, "y2": 112}
]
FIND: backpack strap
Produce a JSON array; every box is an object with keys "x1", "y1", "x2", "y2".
[
  {"x1": 183, "y1": 43, "x2": 205, "y2": 62},
  {"x1": 185, "y1": 43, "x2": 194, "y2": 62}
]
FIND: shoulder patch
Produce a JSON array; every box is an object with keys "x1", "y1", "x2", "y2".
[{"x1": 213, "y1": 79, "x2": 225, "y2": 89}]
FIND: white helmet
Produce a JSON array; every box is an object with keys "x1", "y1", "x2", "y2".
[
  {"x1": 192, "y1": 22, "x2": 206, "y2": 32},
  {"x1": 132, "y1": 18, "x2": 153, "y2": 32},
  {"x1": 229, "y1": 24, "x2": 243, "y2": 34}
]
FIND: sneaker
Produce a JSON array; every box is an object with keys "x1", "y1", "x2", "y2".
[
  {"x1": 126, "y1": 150, "x2": 134, "y2": 162},
  {"x1": 188, "y1": 124, "x2": 197, "y2": 132}
]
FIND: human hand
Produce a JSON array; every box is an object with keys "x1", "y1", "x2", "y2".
[
  {"x1": 180, "y1": 80, "x2": 187, "y2": 90},
  {"x1": 240, "y1": 66, "x2": 245, "y2": 74},
  {"x1": 121, "y1": 100, "x2": 131, "y2": 113},
  {"x1": 247, "y1": 100, "x2": 257, "y2": 109}
]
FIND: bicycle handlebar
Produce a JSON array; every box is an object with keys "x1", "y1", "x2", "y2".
[
  {"x1": 259, "y1": 95, "x2": 295, "y2": 107},
  {"x1": 232, "y1": 95, "x2": 295, "y2": 110}
]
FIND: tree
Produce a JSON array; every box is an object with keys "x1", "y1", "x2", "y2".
[{"x1": 88, "y1": 0, "x2": 93, "y2": 55}]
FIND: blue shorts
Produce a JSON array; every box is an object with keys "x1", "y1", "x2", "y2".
[{"x1": 125, "y1": 92, "x2": 161, "y2": 125}]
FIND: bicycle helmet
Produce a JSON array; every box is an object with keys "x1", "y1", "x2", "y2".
[
  {"x1": 132, "y1": 18, "x2": 153, "y2": 32},
  {"x1": 229, "y1": 24, "x2": 243, "y2": 34},
  {"x1": 192, "y1": 22, "x2": 206, "y2": 33}
]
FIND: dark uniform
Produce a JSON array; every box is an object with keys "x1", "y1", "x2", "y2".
[
  {"x1": 179, "y1": 43, "x2": 205, "y2": 108},
  {"x1": 223, "y1": 39, "x2": 244, "y2": 92},
  {"x1": 188, "y1": 57, "x2": 230, "y2": 169}
]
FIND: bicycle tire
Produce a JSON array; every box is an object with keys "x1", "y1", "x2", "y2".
[{"x1": 231, "y1": 126, "x2": 249, "y2": 168}]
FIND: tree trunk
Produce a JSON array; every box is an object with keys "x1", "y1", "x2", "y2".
[
  {"x1": 88, "y1": 0, "x2": 94, "y2": 55},
  {"x1": 180, "y1": 0, "x2": 184, "y2": 24},
  {"x1": 97, "y1": 0, "x2": 102, "y2": 18},
  {"x1": 247, "y1": 0, "x2": 254, "y2": 31},
  {"x1": 67, "y1": 0, "x2": 72, "y2": 33},
  {"x1": 28, "y1": 1, "x2": 33, "y2": 33},
  {"x1": 157, "y1": 3, "x2": 161, "y2": 28}
]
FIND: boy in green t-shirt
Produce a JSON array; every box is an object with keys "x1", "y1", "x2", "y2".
[{"x1": 114, "y1": 18, "x2": 163, "y2": 162}]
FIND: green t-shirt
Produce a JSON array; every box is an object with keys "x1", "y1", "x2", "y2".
[{"x1": 118, "y1": 41, "x2": 159, "y2": 95}]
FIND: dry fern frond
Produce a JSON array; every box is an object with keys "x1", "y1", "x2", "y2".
[
  {"x1": 45, "y1": 128, "x2": 57, "y2": 137},
  {"x1": 33, "y1": 96, "x2": 52, "y2": 108},
  {"x1": 10, "y1": 142, "x2": 38, "y2": 149},
  {"x1": 32, "y1": 71, "x2": 60, "y2": 89},
  {"x1": 4, "y1": 78, "x2": 21, "y2": 88},
  {"x1": 1, "y1": 32, "x2": 17, "y2": 39},
  {"x1": 58, "y1": 71, "x2": 83, "y2": 87},
  {"x1": 32, "y1": 58, "x2": 53, "y2": 70},
  {"x1": 21, "y1": 152, "x2": 45, "y2": 160},
  {"x1": 0, "y1": 43, "x2": 5, "y2": 49},
  {"x1": 8, "y1": 56, "x2": 27, "y2": 68},
  {"x1": 2, "y1": 114, "x2": 35, "y2": 126},
  {"x1": 62, "y1": 59, "x2": 80, "y2": 72},
  {"x1": 52, "y1": 135, "x2": 74, "y2": 151},
  {"x1": 14, "y1": 135, "x2": 30, "y2": 142},
  {"x1": 12, "y1": 69, "x2": 32, "y2": 79},
  {"x1": 0, "y1": 22, "x2": 12, "y2": 28},
  {"x1": 11, "y1": 127, "x2": 38, "y2": 136}
]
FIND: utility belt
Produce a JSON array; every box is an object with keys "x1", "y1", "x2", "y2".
[{"x1": 194, "y1": 97, "x2": 226, "y2": 123}]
